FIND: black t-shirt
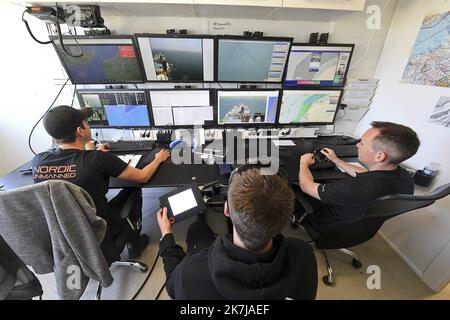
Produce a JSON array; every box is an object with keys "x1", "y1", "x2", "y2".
[
  {"x1": 307, "y1": 167, "x2": 414, "y2": 233},
  {"x1": 32, "y1": 149, "x2": 128, "y2": 219}
]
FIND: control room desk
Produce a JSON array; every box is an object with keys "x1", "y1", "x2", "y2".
[{"x1": 0, "y1": 138, "x2": 356, "y2": 191}]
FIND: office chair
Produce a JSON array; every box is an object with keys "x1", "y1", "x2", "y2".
[
  {"x1": 0, "y1": 234, "x2": 43, "y2": 300},
  {"x1": 0, "y1": 180, "x2": 147, "y2": 300},
  {"x1": 296, "y1": 183, "x2": 450, "y2": 286}
]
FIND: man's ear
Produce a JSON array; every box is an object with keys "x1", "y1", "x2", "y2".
[
  {"x1": 375, "y1": 151, "x2": 387, "y2": 163},
  {"x1": 224, "y1": 201, "x2": 230, "y2": 217}
]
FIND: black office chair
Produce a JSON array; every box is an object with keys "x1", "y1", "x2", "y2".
[
  {"x1": 0, "y1": 234, "x2": 43, "y2": 300},
  {"x1": 297, "y1": 183, "x2": 450, "y2": 286}
]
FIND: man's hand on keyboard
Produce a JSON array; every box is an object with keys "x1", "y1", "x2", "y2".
[
  {"x1": 155, "y1": 149, "x2": 170, "y2": 163},
  {"x1": 321, "y1": 148, "x2": 339, "y2": 163},
  {"x1": 97, "y1": 143, "x2": 111, "y2": 152}
]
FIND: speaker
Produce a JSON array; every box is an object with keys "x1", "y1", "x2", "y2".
[
  {"x1": 309, "y1": 32, "x2": 319, "y2": 44},
  {"x1": 319, "y1": 32, "x2": 329, "y2": 44}
]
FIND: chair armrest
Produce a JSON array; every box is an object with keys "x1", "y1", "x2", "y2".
[{"x1": 119, "y1": 190, "x2": 141, "y2": 219}]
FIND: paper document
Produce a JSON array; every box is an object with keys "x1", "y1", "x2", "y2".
[
  {"x1": 273, "y1": 140, "x2": 296, "y2": 147},
  {"x1": 118, "y1": 154, "x2": 142, "y2": 168},
  {"x1": 337, "y1": 162, "x2": 367, "y2": 173}
]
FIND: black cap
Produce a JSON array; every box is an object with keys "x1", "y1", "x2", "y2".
[{"x1": 43, "y1": 105, "x2": 93, "y2": 139}]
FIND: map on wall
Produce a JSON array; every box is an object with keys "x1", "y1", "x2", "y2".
[
  {"x1": 402, "y1": 11, "x2": 450, "y2": 87},
  {"x1": 429, "y1": 96, "x2": 450, "y2": 128}
]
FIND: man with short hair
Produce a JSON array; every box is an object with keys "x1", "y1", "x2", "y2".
[
  {"x1": 157, "y1": 166, "x2": 318, "y2": 300},
  {"x1": 32, "y1": 105, "x2": 170, "y2": 262},
  {"x1": 299, "y1": 121, "x2": 420, "y2": 233}
]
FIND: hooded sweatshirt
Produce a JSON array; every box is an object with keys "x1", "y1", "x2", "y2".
[{"x1": 159, "y1": 233, "x2": 318, "y2": 300}]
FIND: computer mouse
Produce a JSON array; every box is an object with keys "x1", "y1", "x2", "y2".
[{"x1": 169, "y1": 140, "x2": 183, "y2": 149}]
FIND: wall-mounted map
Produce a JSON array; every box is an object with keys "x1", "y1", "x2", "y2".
[
  {"x1": 402, "y1": 11, "x2": 450, "y2": 87},
  {"x1": 429, "y1": 96, "x2": 450, "y2": 128}
]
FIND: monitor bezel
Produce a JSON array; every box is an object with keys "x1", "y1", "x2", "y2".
[
  {"x1": 216, "y1": 88, "x2": 281, "y2": 128},
  {"x1": 51, "y1": 35, "x2": 146, "y2": 85},
  {"x1": 277, "y1": 88, "x2": 344, "y2": 126},
  {"x1": 134, "y1": 33, "x2": 216, "y2": 83},
  {"x1": 148, "y1": 88, "x2": 216, "y2": 128},
  {"x1": 76, "y1": 89, "x2": 152, "y2": 129},
  {"x1": 283, "y1": 43, "x2": 355, "y2": 89},
  {"x1": 215, "y1": 35, "x2": 294, "y2": 84}
]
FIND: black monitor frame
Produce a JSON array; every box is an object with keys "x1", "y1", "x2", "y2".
[
  {"x1": 276, "y1": 88, "x2": 344, "y2": 126},
  {"x1": 148, "y1": 88, "x2": 216, "y2": 129},
  {"x1": 216, "y1": 88, "x2": 281, "y2": 128},
  {"x1": 76, "y1": 89, "x2": 152, "y2": 129},
  {"x1": 283, "y1": 43, "x2": 355, "y2": 88},
  {"x1": 51, "y1": 35, "x2": 146, "y2": 85},
  {"x1": 215, "y1": 35, "x2": 293, "y2": 84},
  {"x1": 134, "y1": 33, "x2": 216, "y2": 83}
]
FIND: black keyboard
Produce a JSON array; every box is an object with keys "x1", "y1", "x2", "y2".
[
  {"x1": 108, "y1": 140, "x2": 155, "y2": 152},
  {"x1": 314, "y1": 144, "x2": 358, "y2": 157}
]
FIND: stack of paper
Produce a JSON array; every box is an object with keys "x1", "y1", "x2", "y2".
[{"x1": 117, "y1": 154, "x2": 142, "y2": 168}]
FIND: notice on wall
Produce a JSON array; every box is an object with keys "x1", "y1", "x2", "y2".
[
  {"x1": 429, "y1": 96, "x2": 450, "y2": 128},
  {"x1": 402, "y1": 11, "x2": 450, "y2": 87}
]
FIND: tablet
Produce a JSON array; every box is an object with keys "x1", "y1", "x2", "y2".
[{"x1": 159, "y1": 183, "x2": 206, "y2": 223}]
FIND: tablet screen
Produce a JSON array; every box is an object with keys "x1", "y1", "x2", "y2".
[{"x1": 168, "y1": 188, "x2": 198, "y2": 216}]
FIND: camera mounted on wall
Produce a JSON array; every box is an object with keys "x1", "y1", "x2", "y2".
[
  {"x1": 166, "y1": 29, "x2": 188, "y2": 35},
  {"x1": 243, "y1": 31, "x2": 264, "y2": 38},
  {"x1": 309, "y1": 32, "x2": 329, "y2": 44}
]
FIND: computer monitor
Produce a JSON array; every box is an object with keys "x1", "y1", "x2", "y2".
[
  {"x1": 216, "y1": 36, "x2": 293, "y2": 83},
  {"x1": 149, "y1": 90, "x2": 214, "y2": 127},
  {"x1": 135, "y1": 34, "x2": 215, "y2": 82},
  {"x1": 217, "y1": 90, "x2": 280, "y2": 126},
  {"x1": 76, "y1": 90, "x2": 151, "y2": 128},
  {"x1": 278, "y1": 89, "x2": 343, "y2": 125},
  {"x1": 52, "y1": 36, "x2": 145, "y2": 84},
  {"x1": 284, "y1": 44, "x2": 354, "y2": 87}
]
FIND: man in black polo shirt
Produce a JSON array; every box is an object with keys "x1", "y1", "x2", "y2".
[
  {"x1": 298, "y1": 121, "x2": 420, "y2": 233},
  {"x1": 32, "y1": 105, "x2": 170, "y2": 262}
]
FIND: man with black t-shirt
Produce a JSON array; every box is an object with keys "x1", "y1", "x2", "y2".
[
  {"x1": 32, "y1": 105, "x2": 170, "y2": 262},
  {"x1": 298, "y1": 121, "x2": 420, "y2": 233}
]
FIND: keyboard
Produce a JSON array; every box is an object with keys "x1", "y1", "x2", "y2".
[
  {"x1": 108, "y1": 140, "x2": 155, "y2": 152},
  {"x1": 314, "y1": 144, "x2": 359, "y2": 157}
]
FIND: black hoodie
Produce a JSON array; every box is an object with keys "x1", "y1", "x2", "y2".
[{"x1": 159, "y1": 233, "x2": 318, "y2": 300}]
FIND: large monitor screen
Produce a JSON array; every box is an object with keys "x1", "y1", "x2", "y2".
[
  {"x1": 217, "y1": 90, "x2": 279, "y2": 125},
  {"x1": 217, "y1": 36, "x2": 292, "y2": 83},
  {"x1": 278, "y1": 89, "x2": 342, "y2": 125},
  {"x1": 77, "y1": 90, "x2": 150, "y2": 128},
  {"x1": 284, "y1": 44, "x2": 354, "y2": 87},
  {"x1": 136, "y1": 34, "x2": 214, "y2": 82},
  {"x1": 149, "y1": 90, "x2": 213, "y2": 126},
  {"x1": 52, "y1": 36, "x2": 144, "y2": 84}
]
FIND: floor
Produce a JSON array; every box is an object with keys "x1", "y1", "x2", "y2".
[{"x1": 34, "y1": 188, "x2": 450, "y2": 300}]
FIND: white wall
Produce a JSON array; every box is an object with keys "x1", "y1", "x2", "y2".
[{"x1": 355, "y1": 0, "x2": 450, "y2": 291}]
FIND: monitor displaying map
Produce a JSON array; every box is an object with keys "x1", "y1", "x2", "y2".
[
  {"x1": 136, "y1": 34, "x2": 215, "y2": 82},
  {"x1": 52, "y1": 36, "x2": 144, "y2": 84},
  {"x1": 284, "y1": 44, "x2": 354, "y2": 87},
  {"x1": 402, "y1": 11, "x2": 450, "y2": 87},
  {"x1": 217, "y1": 90, "x2": 279, "y2": 125},
  {"x1": 77, "y1": 90, "x2": 150, "y2": 128},
  {"x1": 278, "y1": 90, "x2": 342, "y2": 124},
  {"x1": 217, "y1": 36, "x2": 292, "y2": 83}
]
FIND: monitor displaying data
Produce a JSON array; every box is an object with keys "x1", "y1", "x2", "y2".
[
  {"x1": 136, "y1": 34, "x2": 214, "y2": 82},
  {"x1": 284, "y1": 44, "x2": 354, "y2": 87},
  {"x1": 217, "y1": 36, "x2": 292, "y2": 83},
  {"x1": 52, "y1": 36, "x2": 144, "y2": 84},
  {"x1": 278, "y1": 90, "x2": 342, "y2": 125},
  {"x1": 149, "y1": 90, "x2": 213, "y2": 126},
  {"x1": 217, "y1": 90, "x2": 279, "y2": 125},
  {"x1": 77, "y1": 90, "x2": 150, "y2": 127}
]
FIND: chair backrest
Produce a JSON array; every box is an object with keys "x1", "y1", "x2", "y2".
[
  {"x1": 0, "y1": 180, "x2": 113, "y2": 300},
  {"x1": 315, "y1": 183, "x2": 450, "y2": 249}
]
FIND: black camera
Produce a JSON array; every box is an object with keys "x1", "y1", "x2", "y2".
[{"x1": 64, "y1": 5, "x2": 104, "y2": 28}]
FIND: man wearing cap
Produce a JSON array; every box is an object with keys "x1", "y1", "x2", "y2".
[{"x1": 32, "y1": 105, "x2": 170, "y2": 262}]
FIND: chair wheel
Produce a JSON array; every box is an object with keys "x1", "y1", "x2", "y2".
[
  {"x1": 322, "y1": 275, "x2": 335, "y2": 287},
  {"x1": 140, "y1": 264, "x2": 148, "y2": 273},
  {"x1": 352, "y1": 258, "x2": 362, "y2": 269}
]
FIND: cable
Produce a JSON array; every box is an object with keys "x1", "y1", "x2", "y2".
[
  {"x1": 155, "y1": 282, "x2": 166, "y2": 300},
  {"x1": 131, "y1": 250, "x2": 160, "y2": 300},
  {"x1": 71, "y1": 84, "x2": 77, "y2": 107},
  {"x1": 28, "y1": 78, "x2": 70, "y2": 155},
  {"x1": 54, "y1": 3, "x2": 83, "y2": 58},
  {"x1": 22, "y1": 10, "x2": 52, "y2": 44}
]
